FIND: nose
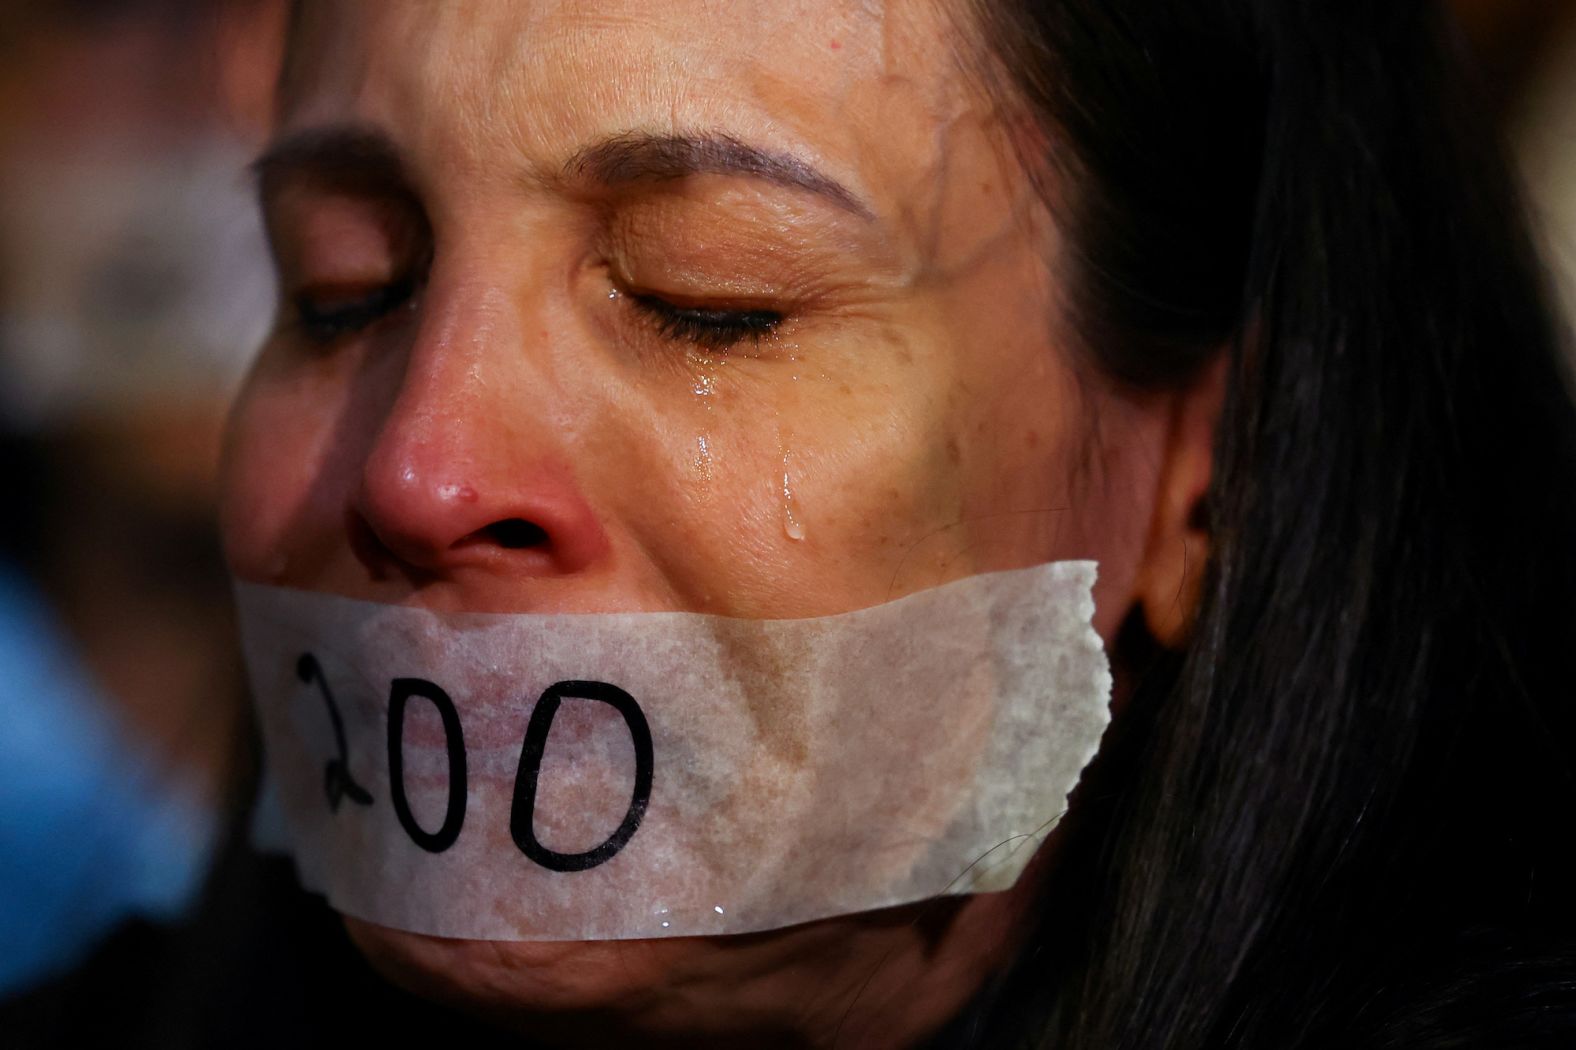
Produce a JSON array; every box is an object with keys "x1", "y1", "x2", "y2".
[{"x1": 353, "y1": 279, "x2": 610, "y2": 582}]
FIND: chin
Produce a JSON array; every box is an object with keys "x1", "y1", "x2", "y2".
[
  {"x1": 341, "y1": 916, "x2": 819, "y2": 1048},
  {"x1": 339, "y1": 847, "x2": 1057, "y2": 1048}
]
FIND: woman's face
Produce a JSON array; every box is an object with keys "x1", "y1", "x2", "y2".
[{"x1": 222, "y1": 0, "x2": 1191, "y2": 1044}]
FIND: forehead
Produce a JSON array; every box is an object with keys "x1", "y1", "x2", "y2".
[{"x1": 280, "y1": 0, "x2": 1003, "y2": 229}]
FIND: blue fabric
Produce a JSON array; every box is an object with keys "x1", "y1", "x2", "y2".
[{"x1": 0, "y1": 566, "x2": 215, "y2": 998}]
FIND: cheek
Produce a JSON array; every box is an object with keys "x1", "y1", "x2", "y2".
[
  {"x1": 218, "y1": 346, "x2": 361, "y2": 583},
  {"x1": 829, "y1": 267, "x2": 1159, "y2": 648},
  {"x1": 779, "y1": 377, "x2": 973, "y2": 591},
  {"x1": 600, "y1": 322, "x2": 1075, "y2": 620},
  {"x1": 600, "y1": 331, "x2": 981, "y2": 618},
  {"x1": 946, "y1": 366, "x2": 1163, "y2": 647},
  {"x1": 889, "y1": 262, "x2": 1099, "y2": 584}
]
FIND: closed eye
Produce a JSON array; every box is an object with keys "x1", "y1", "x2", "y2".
[
  {"x1": 291, "y1": 276, "x2": 416, "y2": 344},
  {"x1": 288, "y1": 276, "x2": 782, "y2": 353},
  {"x1": 626, "y1": 292, "x2": 783, "y2": 352}
]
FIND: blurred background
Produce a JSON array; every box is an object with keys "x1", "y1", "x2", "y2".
[
  {"x1": 0, "y1": 0, "x2": 1572, "y2": 1040},
  {"x1": 0, "y1": 0, "x2": 283, "y2": 1019}
]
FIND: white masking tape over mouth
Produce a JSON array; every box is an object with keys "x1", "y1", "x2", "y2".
[{"x1": 234, "y1": 561, "x2": 1111, "y2": 940}]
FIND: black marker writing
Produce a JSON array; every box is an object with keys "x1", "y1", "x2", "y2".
[
  {"x1": 296, "y1": 652, "x2": 373, "y2": 812},
  {"x1": 510, "y1": 680, "x2": 655, "y2": 872},
  {"x1": 386, "y1": 677, "x2": 468, "y2": 854},
  {"x1": 295, "y1": 658, "x2": 654, "y2": 869}
]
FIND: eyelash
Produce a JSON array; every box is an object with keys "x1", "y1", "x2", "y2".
[
  {"x1": 291, "y1": 277, "x2": 415, "y2": 344},
  {"x1": 623, "y1": 291, "x2": 783, "y2": 352},
  {"x1": 290, "y1": 278, "x2": 785, "y2": 353}
]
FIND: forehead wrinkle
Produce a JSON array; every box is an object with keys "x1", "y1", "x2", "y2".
[{"x1": 277, "y1": 0, "x2": 1020, "y2": 276}]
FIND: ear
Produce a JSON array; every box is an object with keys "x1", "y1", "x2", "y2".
[{"x1": 1132, "y1": 352, "x2": 1228, "y2": 649}]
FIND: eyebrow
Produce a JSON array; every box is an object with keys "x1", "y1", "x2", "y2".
[
  {"x1": 250, "y1": 126, "x2": 409, "y2": 199},
  {"x1": 251, "y1": 124, "x2": 873, "y2": 220},
  {"x1": 564, "y1": 130, "x2": 873, "y2": 219}
]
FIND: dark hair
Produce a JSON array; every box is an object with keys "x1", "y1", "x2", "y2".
[{"x1": 954, "y1": 2, "x2": 1576, "y2": 1046}]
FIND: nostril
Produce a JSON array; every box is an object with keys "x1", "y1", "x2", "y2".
[{"x1": 484, "y1": 518, "x2": 549, "y2": 549}]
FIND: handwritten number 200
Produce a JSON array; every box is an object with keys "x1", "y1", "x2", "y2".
[{"x1": 308, "y1": 657, "x2": 655, "y2": 872}]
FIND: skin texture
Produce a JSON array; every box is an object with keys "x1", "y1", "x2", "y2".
[{"x1": 220, "y1": 1, "x2": 1221, "y2": 1045}]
